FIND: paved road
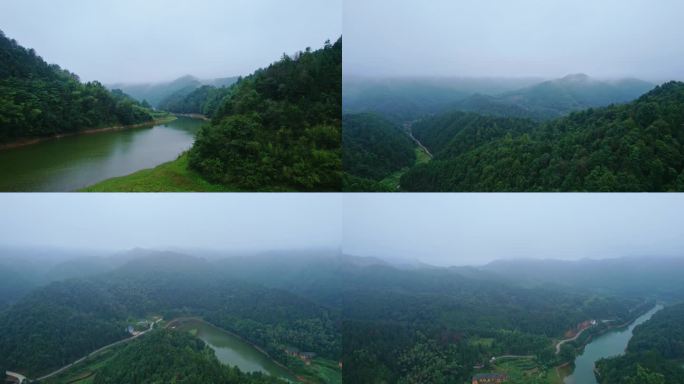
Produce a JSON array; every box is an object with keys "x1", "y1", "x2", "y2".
[
  {"x1": 6, "y1": 371, "x2": 27, "y2": 383},
  {"x1": 403, "y1": 121, "x2": 433, "y2": 158},
  {"x1": 555, "y1": 326, "x2": 591, "y2": 354}
]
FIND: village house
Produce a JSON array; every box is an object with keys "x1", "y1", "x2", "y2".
[
  {"x1": 284, "y1": 347, "x2": 317, "y2": 365},
  {"x1": 472, "y1": 373, "x2": 508, "y2": 384}
]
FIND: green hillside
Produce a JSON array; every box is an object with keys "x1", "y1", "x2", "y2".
[
  {"x1": 401, "y1": 82, "x2": 684, "y2": 191},
  {"x1": 0, "y1": 30, "x2": 153, "y2": 143}
]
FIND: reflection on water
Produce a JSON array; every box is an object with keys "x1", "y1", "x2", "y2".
[
  {"x1": 176, "y1": 319, "x2": 297, "y2": 382},
  {"x1": 0, "y1": 117, "x2": 204, "y2": 191}
]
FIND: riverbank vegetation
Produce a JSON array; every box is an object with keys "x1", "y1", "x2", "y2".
[
  {"x1": 0, "y1": 30, "x2": 155, "y2": 144},
  {"x1": 595, "y1": 303, "x2": 684, "y2": 384}
]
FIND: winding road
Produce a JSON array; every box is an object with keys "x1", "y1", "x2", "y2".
[
  {"x1": 555, "y1": 325, "x2": 592, "y2": 354},
  {"x1": 403, "y1": 121, "x2": 433, "y2": 158}
]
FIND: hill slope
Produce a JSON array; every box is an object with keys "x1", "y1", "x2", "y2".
[
  {"x1": 0, "y1": 30, "x2": 153, "y2": 143},
  {"x1": 109, "y1": 75, "x2": 202, "y2": 108},
  {"x1": 454, "y1": 74, "x2": 653, "y2": 120},
  {"x1": 343, "y1": 113, "x2": 416, "y2": 182},
  {"x1": 401, "y1": 82, "x2": 684, "y2": 191},
  {"x1": 188, "y1": 38, "x2": 342, "y2": 191}
]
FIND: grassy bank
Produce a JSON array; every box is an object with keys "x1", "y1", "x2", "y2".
[
  {"x1": 80, "y1": 153, "x2": 233, "y2": 192},
  {"x1": 380, "y1": 146, "x2": 432, "y2": 190}
]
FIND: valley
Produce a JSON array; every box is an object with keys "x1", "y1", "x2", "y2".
[
  {"x1": 343, "y1": 76, "x2": 684, "y2": 192},
  {"x1": 0, "y1": 28, "x2": 342, "y2": 192}
]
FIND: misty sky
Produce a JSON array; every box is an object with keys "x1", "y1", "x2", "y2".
[
  {"x1": 343, "y1": 194, "x2": 684, "y2": 266},
  {"x1": 0, "y1": 194, "x2": 342, "y2": 252},
  {"x1": 0, "y1": 0, "x2": 341, "y2": 83},
  {"x1": 344, "y1": 0, "x2": 684, "y2": 81},
  {"x1": 2, "y1": 194, "x2": 683, "y2": 265}
]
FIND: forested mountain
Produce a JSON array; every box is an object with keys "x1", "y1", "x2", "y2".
[
  {"x1": 93, "y1": 330, "x2": 285, "y2": 384},
  {"x1": 401, "y1": 82, "x2": 684, "y2": 191},
  {"x1": 0, "y1": 252, "x2": 339, "y2": 377},
  {"x1": 343, "y1": 77, "x2": 540, "y2": 122},
  {"x1": 343, "y1": 113, "x2": 416, "y2": 187},
  {"x1": 0, "y1": 30, "x2": 153, "y2": 143},
  {"x1": 342, "y1": 75, "x2": 650, "y2": 123},
  {"x1": 157, "y1": 81, "x2": 236, "y2": 117},
  {"x1": 109, "y1": 75, "x2": 202, "y2": 108},
  {"x1": 453, "y1": 74, "x2": 653, "y2": 121},
  {"x1": 188, "y1": 38, "x2": 342, "y2": 191},
  {"x1": 596, "y1": 303, "x2": 684, "y2": 384},
  {"x1": 481, "y1": 257, "x2": 684, "y2": 300}
]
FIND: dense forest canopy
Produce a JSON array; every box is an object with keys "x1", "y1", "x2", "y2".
[
  {"x1": 401, "y1": 82, "x2": 684, "y2": 191},
  {"x1": 596, "y1": 303, "x2": 684, "y2": 384},
  {"x1": 188, "y1": 38, "x2": 342, "y2": 191},
  {"x1": 342, "y1": 113, "x2": 416, "y2": 181},
  {"x1": 0, "y1": 30, "x2": 154, "y2": 143}
]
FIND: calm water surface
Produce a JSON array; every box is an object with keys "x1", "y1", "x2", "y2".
[
  {"x1": 0, "y1": 117, "x2": 204, "y2": 191},
  {"x1": 564, "y1": 304, "x2": 663, "y2": 384},
  {"x1": 177, "y1": 319, "x2": 297, "y2": 382}
]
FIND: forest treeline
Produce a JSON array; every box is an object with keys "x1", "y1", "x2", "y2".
[
  {"x1": 595, "y1": 303, "x2": 684, "y2": 384},
  {"x1": 399, "y1": 82, "x2": 684, "y2": 191},
  {"x1": 0, "y1": 30, "x2": 154, "y2": 143},
  {"x1": 187, "y1": 38, "x2": 342, "y2": 191}
]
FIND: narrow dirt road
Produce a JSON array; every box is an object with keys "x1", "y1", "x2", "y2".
[{"x1": 33, "y1": 318, "x2": 162, "y2": 382}]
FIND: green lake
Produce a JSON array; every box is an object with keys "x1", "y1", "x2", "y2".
[
  {"x1": 563, "y1": 304, "x2": 663, "y2": 384},
  {"x1": 0, "y1": 117, "x2": 204, "y2": 191},
  {"x1": 175, "y1": 319, "x2": 298, "y2": 382}
]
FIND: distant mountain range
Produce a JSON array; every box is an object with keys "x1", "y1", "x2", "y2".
[
  {"x1": 343, "y1": 74, "x2": 654, "y2": 122},
  {"x1": 108, "y1": 74, "x2": 239, "y2": 108},
  {"x1": 453, "y1": 74, "x2": 654, "y2": 120}
]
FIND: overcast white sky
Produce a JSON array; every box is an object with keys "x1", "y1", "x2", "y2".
[
  {"x1": 1, "y1": 194, "x2": 681, "y2": 265},
  {"x1": 344, "y1": 0, "x2": 684, "y2": 81},
  {"x1": 0, "y1": 194, "x2": 342, "y2": 251},
  {"x1": 343, "y1": 194, "x2": 684, "y2": 266},
  {"x1": 0, "y1": 0, "x2": 341, "y2": 83}
]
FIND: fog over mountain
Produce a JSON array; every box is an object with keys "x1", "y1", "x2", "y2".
[
  {"x1": 0, "y1": 194, "x2": 342, "y2": 251},
  {"x1": 0, "y1": 0, "x2": 341, "y2": 83},
  {"x1": 342, "y1": 194, "x2": 684, "y2": 266},
  {"x1": 344, "y1": 0, "x2": 684, "y2": 81}
]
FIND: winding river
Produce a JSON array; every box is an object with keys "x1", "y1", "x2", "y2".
[
  {"x1": 0, "y1": 117, "x2": 204, "y2": 191},
  {"x1": 175, "y1": 319, "x2": 298, "y2": 382},
  {"x1": 563, "y1": 304, "x2": 663, "y2": 384}
]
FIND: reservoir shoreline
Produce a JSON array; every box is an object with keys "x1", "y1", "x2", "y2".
[
  {"x1": 167, "y1": 317, "x2": 299, "y2": 380},
  {"x1": 0, "y1": 116, "x2": 177, "y2": 151}
]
